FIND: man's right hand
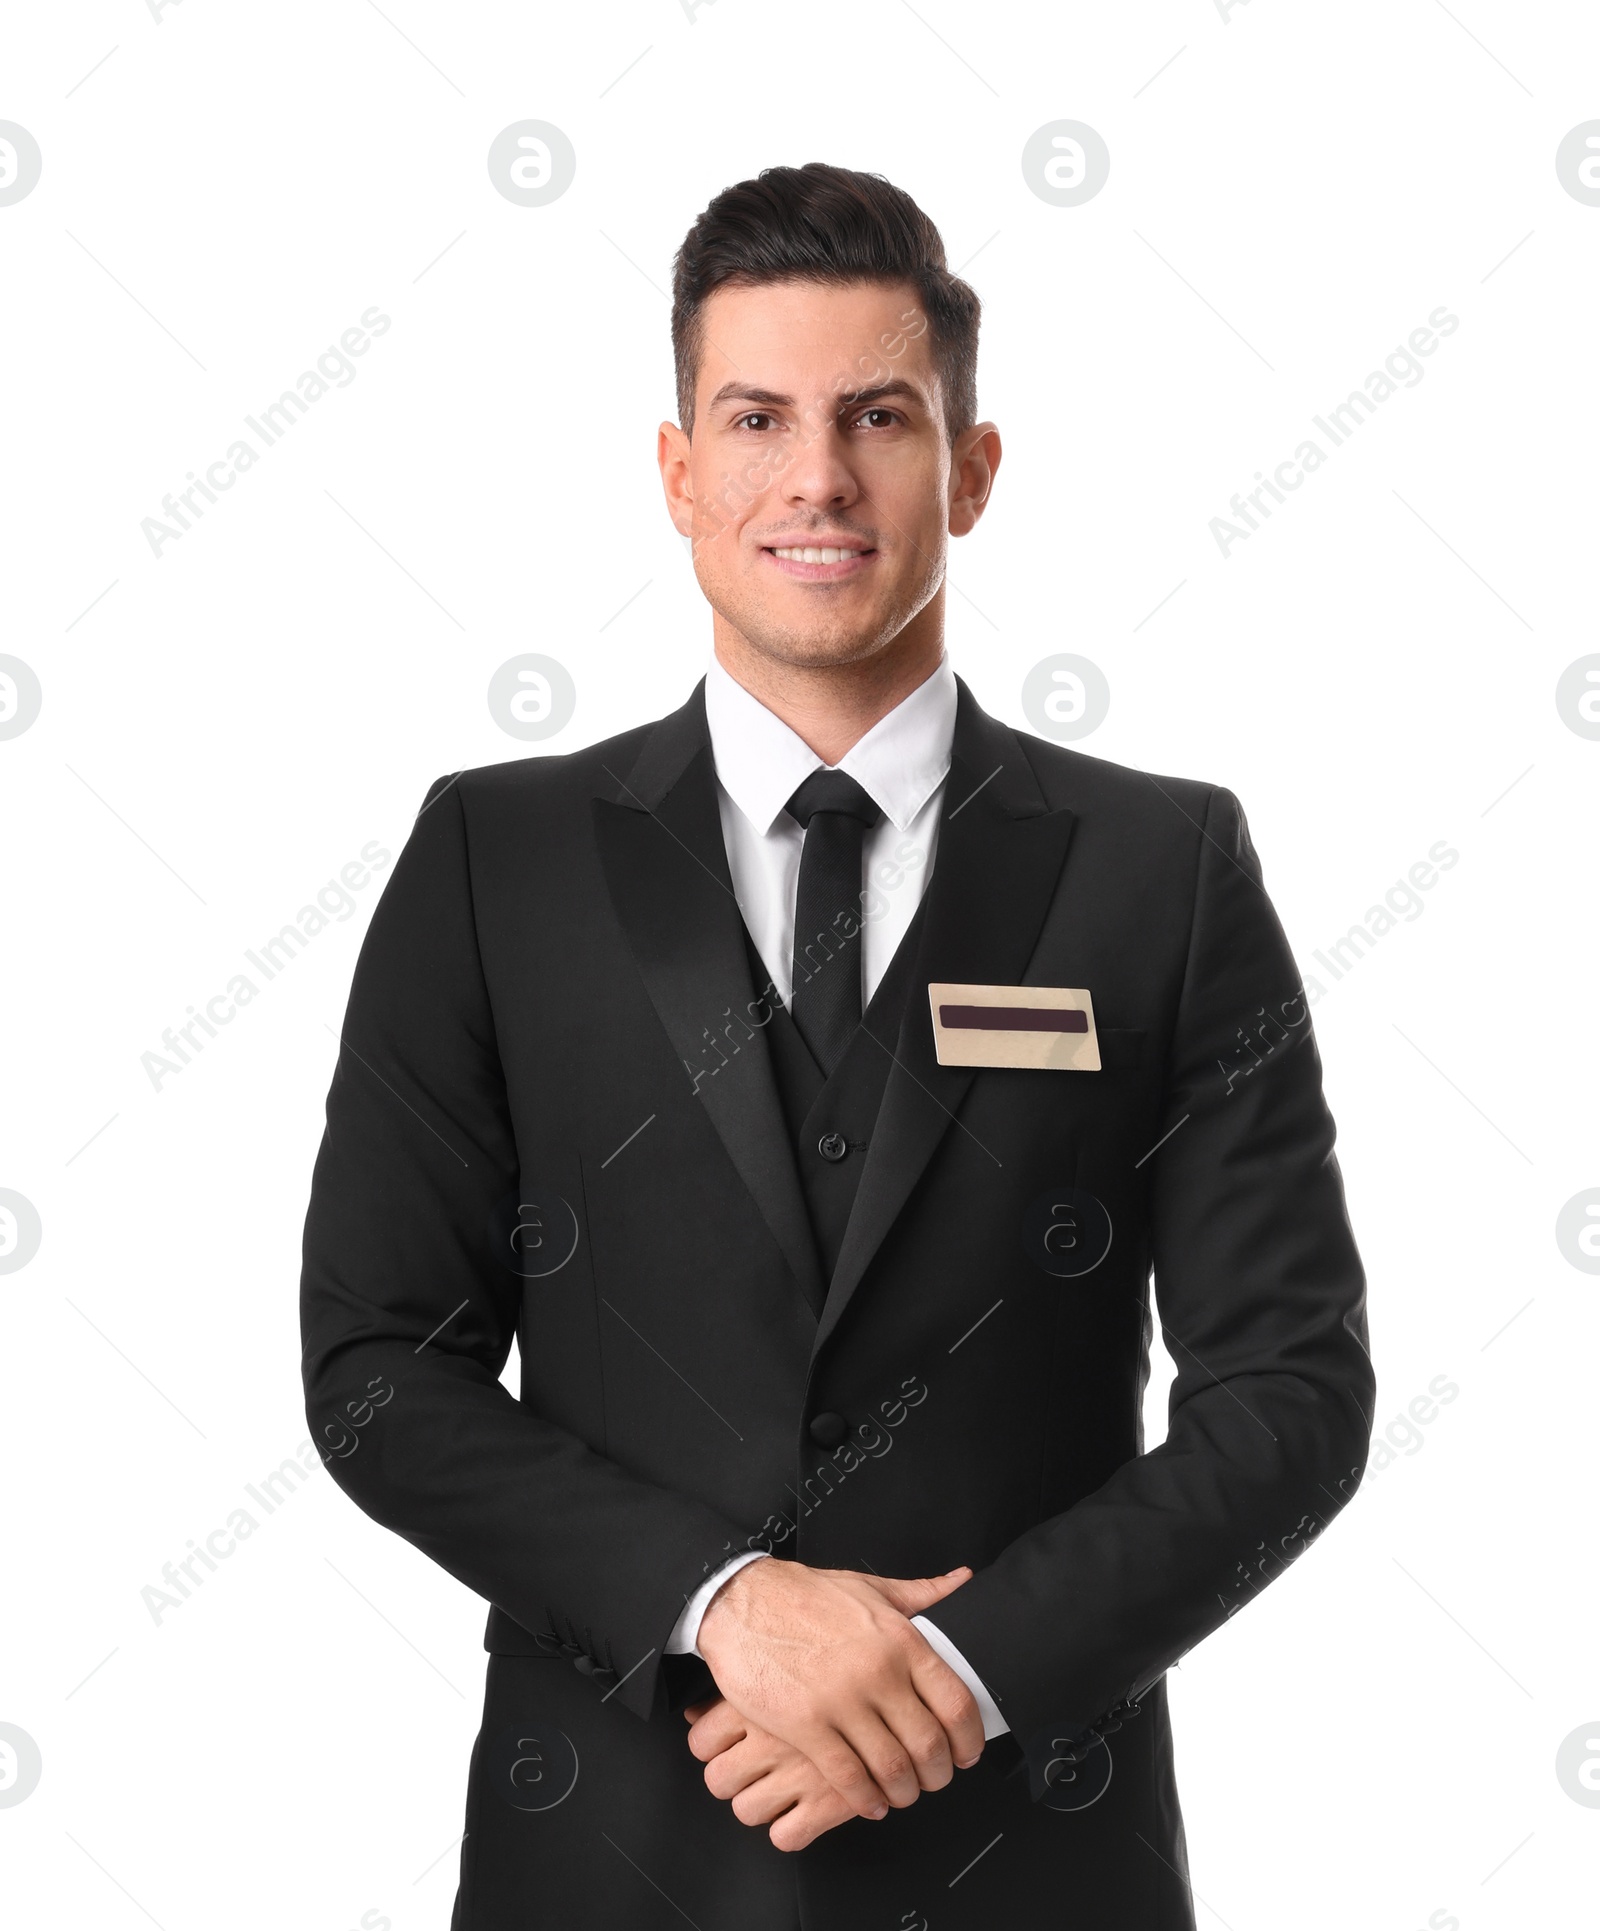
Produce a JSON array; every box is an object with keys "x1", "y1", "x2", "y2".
[{"x1": 693, "y1": 1558, "x2": 983, "y2": 1821}]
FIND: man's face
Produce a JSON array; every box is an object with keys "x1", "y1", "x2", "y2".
[{"x1": 659, "y1": 278, "x2": 997, "y2": 671}]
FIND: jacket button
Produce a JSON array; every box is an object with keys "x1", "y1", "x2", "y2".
[
  {"x1": 808, "y1": 1411, "x2": 847, "y2": 1448},
  {"x1": 818, "y1": 1131, "x2": 848, "y2": 1162},
  {"x1": 572, "y1": 1654, "x2": 596, "y2": 1675}
]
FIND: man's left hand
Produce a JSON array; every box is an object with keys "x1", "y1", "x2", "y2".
[{"x1": 685, "y1": 1696, "x2": 856, "y2": 1851}]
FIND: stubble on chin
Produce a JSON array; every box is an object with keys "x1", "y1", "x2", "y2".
[{"x1": 704, "y1": 561, "x2": 943, "y2": 677}]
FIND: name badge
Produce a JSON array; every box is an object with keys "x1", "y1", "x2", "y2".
[{"x1": 928, "y1": 983, "x2": 1101, "y2": 1071}]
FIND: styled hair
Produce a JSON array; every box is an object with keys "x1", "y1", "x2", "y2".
[{"x1": 670, "y1": 162, "x2": 981, "y2": 446}]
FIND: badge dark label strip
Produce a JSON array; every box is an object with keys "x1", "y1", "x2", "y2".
[{"x1": 939, "y1": 1005, "x2": 1088, "y2": 1034}]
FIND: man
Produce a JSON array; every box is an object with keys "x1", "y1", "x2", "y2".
[{"x1": 300, "y1": 162, "x2": 1374, "y2": 1928}]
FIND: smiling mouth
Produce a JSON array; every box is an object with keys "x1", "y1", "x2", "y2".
[{"x1": 762, "y1": 542, "x2": 878, "y2": 578}]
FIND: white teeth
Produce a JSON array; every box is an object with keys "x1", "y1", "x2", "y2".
[{"x1": 773, "y1": 546, "x2": 861, "y2": 563}]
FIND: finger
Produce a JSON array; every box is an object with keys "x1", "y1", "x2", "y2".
[
  {"x1": 769, "y1": 1787, "x2": 856, "y2": 1853},
  {"x1": 730, "y1": 1765, "x2": 820, "y2": 1829},
  {"x1": 731, "y1": 1761, "x2": 858, "y2": 1840},
  {"x1": 863, "y1": 1686, "x2": 958, "y2": 1796},
  {"x1": 796, "y1": 1727, "x2": 891, "y2": 1821},
  {"x1": 703, "y1": 1732, "x2": 789, "y2": 1802},
  {"x1": 731, "y1": 1780, "x2": 788, "y2": 1829},
  {"x1": 686, "y1": 1702, "x2": 750, "y2": 1763},
  {"x1": 903, "y1": 1698, "x2": 960, "y2": 1792},
  {"x1": 837, "y1": 1707, "x2": 936, "y2": 1809},
  {"x1": 683, "y1": 1699, "x2": 713, "y2": 1724},
  {"x1": 853, "y1": 1568, "x2": 972, "y2": 1617},
  {"x1": 908, "y1": 1646, "x2": 986, "y2": 1769}
]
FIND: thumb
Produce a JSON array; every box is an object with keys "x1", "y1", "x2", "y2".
[{"x1": 864, "y1": 1567, "x2": 973, "y2": 1615}]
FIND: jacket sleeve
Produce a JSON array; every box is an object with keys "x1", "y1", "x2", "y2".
[
  {"x1": 920, "y1": 784, "x2": 1375, "y2": 1788},
  {"x1": 299, "y1": 775, "x2": 751, "y2": 1720}
]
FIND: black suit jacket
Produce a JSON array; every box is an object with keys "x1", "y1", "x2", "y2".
[{"x1": 300, "y1": 675, "x2": 1373, "y2": 1929}]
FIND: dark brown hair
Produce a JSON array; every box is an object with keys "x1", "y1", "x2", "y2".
[{"x1": 670, "y1": 162, "x2": 981, "y2": 446}]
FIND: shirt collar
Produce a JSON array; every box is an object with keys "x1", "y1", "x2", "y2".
[{"x1": 704, "y1": 651, "x2": 957, "y2": 837}]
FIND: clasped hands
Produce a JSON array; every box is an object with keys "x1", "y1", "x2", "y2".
[{"x1": 684, "y1": 1556, "x2": 981, "y2": 1852}]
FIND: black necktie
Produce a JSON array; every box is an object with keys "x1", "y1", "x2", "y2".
[{"x1": 786, "y1": 768, "x2": 883, "y2": 1076}]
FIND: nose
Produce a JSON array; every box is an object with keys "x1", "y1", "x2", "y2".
[{"x1": 778, "y1": 416, "x2": 862, "y2": 514}]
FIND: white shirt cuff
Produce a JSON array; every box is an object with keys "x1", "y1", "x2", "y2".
[
  {"x1": 912, "y1": 1613, "x2": 1010, "y2": 1739},
  {"x1": 666, "y1": 1551, "x2": 770, "y2": 1656}
]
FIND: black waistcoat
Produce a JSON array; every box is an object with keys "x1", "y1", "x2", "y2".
[{"x1": 738, "y1": 890, "x2": 931, "y2": 1303}]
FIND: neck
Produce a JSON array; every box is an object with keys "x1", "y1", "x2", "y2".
[{"x1": 712, "y1": 598, "x2": 946, "y2": 766}]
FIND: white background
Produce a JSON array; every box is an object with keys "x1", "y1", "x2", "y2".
[{"x1": 3, "y1": 2, "x2": 1598, "y2": 1926}]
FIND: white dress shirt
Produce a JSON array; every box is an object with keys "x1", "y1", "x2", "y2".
[
  {"x1": 705, "y1": 649, "x2": 952, "y2": 1009},
  {"x1": 663, "y1": 650, "x2": 1008, "y2": 1742}
]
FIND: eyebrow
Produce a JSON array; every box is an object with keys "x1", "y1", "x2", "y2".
[{"x1": 704, "y1": 377, "x2": 930, "y2": 416}]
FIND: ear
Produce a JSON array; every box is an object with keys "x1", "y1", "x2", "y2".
[
  {"x1": 948, "y1": 422, "x2": 1002, "y2": 538},
  {"x1": 658, "y1": 420, "x2": 695, "y2": 538}
]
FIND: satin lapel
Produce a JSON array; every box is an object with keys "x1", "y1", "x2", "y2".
[
  {"x1": 812, "y1": 679, "x2": 1077, "y2": 1359},
  {"x1": 591, "y1": 680, "x2": 827, "y2": 1318}
]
